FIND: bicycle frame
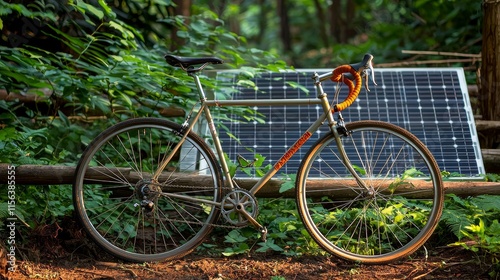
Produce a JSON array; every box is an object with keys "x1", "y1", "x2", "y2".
[{"x1": 153, "y1": 70, "x2": 368, "y2": 207}]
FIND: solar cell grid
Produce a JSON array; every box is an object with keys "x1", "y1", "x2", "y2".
[{"x1": 213, "y1": 68, "x2": 484, "y2": 178}]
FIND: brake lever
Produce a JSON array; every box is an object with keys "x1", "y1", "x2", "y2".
[
  {"x1": 349, "y1": 54, "x2": 377, "y2": 92},
  {"x1": 362, "y1": 58, "x2": 377, "y2": 92}
]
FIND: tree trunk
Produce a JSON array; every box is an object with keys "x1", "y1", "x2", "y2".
[
  {"x1": 312, "y1": 0, "x2": 330, "y2": 48},
  {"x1": 169, "y1": 0, "x2": 191, "y2": 51},
  {"x1": 254, "y1": 0, "x2": 269, "y2": 46},
  {"x1": 329, "y1": 0, "x2": 342, "y2": 43},
  {"x1": 2, "y1": 164, "x2": 500, "y2": 198},
  {"x1": 345, "y1": 0, "x2": 356, "y2": 41},
  {"x1": 256, "y1": 0, "x2": 267, "y2": 45},
  {"x1": 480, "y1": 0, "x2": 500, "y2": 147},
  {"x1": 329, "y1": 0, "x2": 356, "y2": 44},
  {"x1": 277, "y1": 0, "x2": 292, "y2": 52}
]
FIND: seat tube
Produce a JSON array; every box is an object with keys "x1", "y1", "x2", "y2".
[{"x1": 191, "y1": 74, "x2": 235, "y2": 187}]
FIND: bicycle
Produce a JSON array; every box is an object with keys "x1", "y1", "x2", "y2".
[{"x1": 73, "y1": 53, "x2": 444, "y2": 264}]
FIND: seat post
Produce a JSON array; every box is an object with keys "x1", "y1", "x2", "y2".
[{"x1": 191, "y1": 73, "x2": 208, "y2": 101}]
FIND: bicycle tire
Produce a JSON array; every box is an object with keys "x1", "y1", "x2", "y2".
[
  {"x1": 296, "y1": 120, "x2": 443, "y2": 264},
  {"x1": 73, "y1": 118, "x2": 223, "y2": 262}
]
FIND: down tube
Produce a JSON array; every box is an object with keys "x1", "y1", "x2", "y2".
[{"x1": 249, "y1": 113, "x2": 327, "y2": 195}]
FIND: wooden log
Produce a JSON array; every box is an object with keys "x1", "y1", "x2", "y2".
[
  {"x1": 377, "y1": 58, "x2": 481, "y2": 68},
  {"x1": 1, "y1": 164, "x2": 500, "y2": 198},
  {"x1": 475, "y1": 120, "x2": 500, "y2": 131},
  {"x1": 482, "y1": 149, "x2": 500, "y2": 174},
  {"x1": 468, "y1": 85, "x2": 478, "y2": 97},
  {"x1": 482, "y1": 149, "x2": 500, "y2": 162},
  {"x1": 401, "y1": 50, "x2": 481, "y2": 58},
  {"x1": 0, "y1": 88, "x2": 52, "y2": 102},
  {"x1": 0, "y1": 88, "x2": 185, "y2": 117}
]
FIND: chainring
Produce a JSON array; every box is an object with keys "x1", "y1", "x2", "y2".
[{"x1": 220, "y1": 189, "x2": 258, "y2": 226}]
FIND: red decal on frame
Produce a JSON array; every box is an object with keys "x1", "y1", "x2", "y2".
[{"x1": 273, "y1": 131, "x2": 312, "y2": 171}]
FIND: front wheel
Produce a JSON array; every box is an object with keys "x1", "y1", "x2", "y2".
[
  {"x1": 73, "y1": 118, "x2": 223, "y2": 262},
  {"x1": 296, "y1": 120, "x2": 443, "y2": 264}
]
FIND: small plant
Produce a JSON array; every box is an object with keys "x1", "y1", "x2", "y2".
[
  {"x1": 278, "y1": 173, "x2": 296, "y2": 193},
  {"x1": 222, "y1": 229, "x2": 251, "y2": 256},
  {"x1": 441, "y1": 170, "x2": 466, "y2": 180},
  {"x1": 441, "y1": 194, "x2": 500, "y2": 276},
  {"x1": 485, "y1": 173, "x2": 500, "y2": 182}
]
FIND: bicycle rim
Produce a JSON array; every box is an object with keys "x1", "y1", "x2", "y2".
[
  {"x1": 73, "y1": 118, "x2": 222, "y2": 262},
  {"x1": 296, "y1": 120, "x2": 443, "y2": 264}
]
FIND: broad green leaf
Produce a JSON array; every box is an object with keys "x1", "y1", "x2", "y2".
[
  {"x1": 98, "y1": 0, "x2": 114, "y2": 17},
  {"x1": 76, "y1": 0, "x2": 104, "y2": 20},
  {"x1": 109, "y1": 21, "x2": 134, "y2": 39},
  {"x1": 279, "y1": 174, "x2": 296, "y2": 193},
  {"x1": 0, "y1": 127, "x2": 17, "y2": 141},
  {"x1": 236, "y1": 79, "x2": 256, "y2": 89},
  {"x1": 224, "y1": 230, "x2": 248, "y2": 243},
  {"x1": 286, "y1": 81, "x2": 310, "y2": 95}
]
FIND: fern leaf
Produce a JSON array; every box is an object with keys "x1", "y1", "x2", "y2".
[
  {"x1": 441, "y1": 208, "x2": 471, "y2": 239},
  {"x1": 0, "y1": 202, "x2": 9, "y2": 219},
  {"x1": 471, "y1": 195, "x2": 500, "y2": 212}
]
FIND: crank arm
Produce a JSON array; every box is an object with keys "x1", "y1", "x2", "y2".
[{"x1": 236, "y1": 207, "x2": 268, "y2": 241}]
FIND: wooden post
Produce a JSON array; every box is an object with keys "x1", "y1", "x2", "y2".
[
  {"x1": 480, "y1": 0, "x2": 500, "y2": 147},
  {"x1": 2, "y1": 164, "x2": 500, "y2": 198}
]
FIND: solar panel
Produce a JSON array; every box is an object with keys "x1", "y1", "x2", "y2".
[{"x1": 212, "y1": 68, "x2": 484, "y2": 178}]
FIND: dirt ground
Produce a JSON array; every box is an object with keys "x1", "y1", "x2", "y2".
[
  {"x1": 1, "y1": 239, "x2": 496, "y2": 280},
  {"x1": 0, "y1": 219, "x2": 497, "y2": 280}
]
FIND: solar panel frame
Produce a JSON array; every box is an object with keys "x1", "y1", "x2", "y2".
[{"x1": 211, "y1": 68, "x2": 484, "y2": 179}]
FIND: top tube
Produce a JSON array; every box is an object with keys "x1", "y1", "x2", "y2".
[{"x1": 204, "y1": 98, "x2": 323, "y2": 107}]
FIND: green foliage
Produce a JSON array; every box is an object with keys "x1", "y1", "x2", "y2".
[
  {"x1": 279, "y1": 174, "x2": 296, "y2": 193},
  {"x1": 212, "y1": 155, "x2": 316, "y2": 257},
  {"x1": 440, "y1": 194, "x2": 500, "y2": 273},
  {"x1": 222, "y1": 229, "x2": 251, "y2": 256},
  {"x1": 0, "y1": 1, "x2": 285, "y2": 242},
  {"x1": 0, "y1": 184, "x2": 73, "y2": 229},
  {"x1": 1, "y1": 1, "x2": 178, "y2": 120},
  {"x1": 0, "y1": 0, "x2": 285, "y2": 125},
  {"x1": 388, "y1": 167, "x2": 425, "y2": 193},
  {"x1": 158, "y1": 7, "x2": 286, "y2": 69},
  {"x1": 485, "y1": 173, "x2": 500, "y2": 182},
  {"x1": 441, "y1": 170, "x2": 469, "y2": 180},
  {"x1": 442, "y1": 195, "x2": 500, "y2": 243},
  {"x1": 205, "y1": 198, "x2": 322, "y2": 258},
  {"x1": 197, "y1": 0, "x2": 481, "y2": 66},
  {"x1": 0, "y1": 105, "x2": 108, "y2": 164}
]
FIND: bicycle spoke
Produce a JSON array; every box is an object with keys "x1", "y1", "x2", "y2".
[
  {"x1": 74, "y1": 119, "x2": 222, "y2": 262},
  {"x1": 297, "y1": 121, "x2": 443, "y2": 264}
]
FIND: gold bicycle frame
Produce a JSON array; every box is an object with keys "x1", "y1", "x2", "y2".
[{"x1": 153, "y1": 70, "x2": 368, "y2": 209}]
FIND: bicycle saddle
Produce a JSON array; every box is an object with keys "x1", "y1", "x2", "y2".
[{"x1": 164, "y1": 54, "x2": 224, "y2": 68}]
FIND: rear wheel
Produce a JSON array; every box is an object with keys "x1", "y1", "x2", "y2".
[
  {"x1": 73, "y1": 118, "x2": 223, "y2": 262},
  {"x1": 296, "y1": 120, "x2": 443, "y2": 264}
]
